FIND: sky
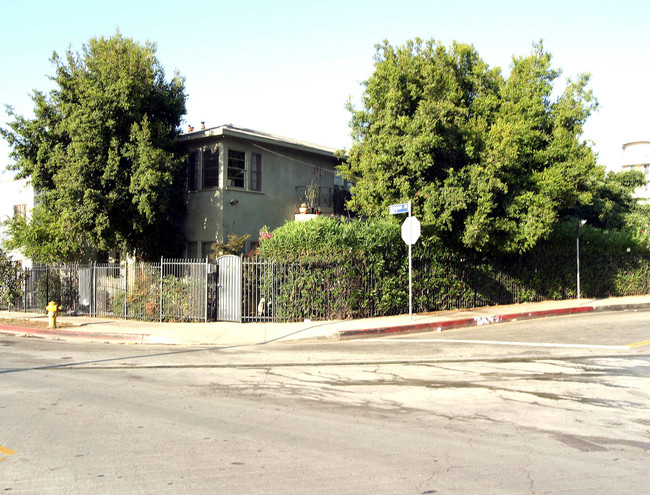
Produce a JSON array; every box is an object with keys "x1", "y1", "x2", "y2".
[{"x1": 1, "y1": 0, "x2": 649, "y2": 180}]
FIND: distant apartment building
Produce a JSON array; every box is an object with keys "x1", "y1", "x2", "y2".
[
  {"x1": 621, "y1": 141, "x2": 650, "y2": 202},
  {"x1": 0, "y1": 177, "x2": 34, "y2": 266}
]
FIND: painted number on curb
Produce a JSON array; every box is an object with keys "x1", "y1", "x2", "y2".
[{"x1": 474, "y1": 315, "x2": 503, "y2": 326}]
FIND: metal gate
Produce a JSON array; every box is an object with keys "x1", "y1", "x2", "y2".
[{"x1": 217, "y1": 255, "x2": 242, "y2": 322}]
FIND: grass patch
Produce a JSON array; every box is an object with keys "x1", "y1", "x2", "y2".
[{"x1": 0, "y1": 317, "x2": 76, "y2": 329}]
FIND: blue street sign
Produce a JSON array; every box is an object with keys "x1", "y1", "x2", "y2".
[{"x1": 389, "y1": 203, "x2": 409, "y2": 215}]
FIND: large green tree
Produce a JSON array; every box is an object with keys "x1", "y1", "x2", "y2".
[
  {"x1": 340, "y1": 39, "x2": 605, "y2": 254},
  {"x1": 1, "y1": 31, "x2": 187, "y2": 262}
]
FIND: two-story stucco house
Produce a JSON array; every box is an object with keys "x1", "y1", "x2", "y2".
[{"x1": 178, "y1": 124, "x2": 347, "y2": 258}]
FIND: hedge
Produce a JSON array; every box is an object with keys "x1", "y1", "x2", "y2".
[{"x1": 256, "y1": 217, "x2": 650, "y2": 321}]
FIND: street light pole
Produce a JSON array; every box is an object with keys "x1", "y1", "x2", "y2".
[{"x1": 577, "y1": 219, "x2": 587, "y2": 304}]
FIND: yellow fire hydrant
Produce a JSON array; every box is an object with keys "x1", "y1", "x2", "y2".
[{"x1": 46, "y1": 301, "x2": 61, "y2": 328}]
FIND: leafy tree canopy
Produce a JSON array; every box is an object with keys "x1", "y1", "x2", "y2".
[
  {"x1": 339, "y1": 38, "x2": 620, "y2": 254},
  {"x1": 569, "y1": 168, "x2": 646, "y2": 231},
  {"x1": 1, "y1": 31, "x2": 187, "y2": 262}
]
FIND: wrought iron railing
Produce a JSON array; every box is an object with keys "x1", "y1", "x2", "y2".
[
  {"x1": 8, "y1": 259, "x2": 214, "y2": 322},
  {"x1": 6, "y1": 254, "x2": 650, "y2": 324},
  {"x1": 295, "y1": 185, "x2": 333, "y2": 211}
]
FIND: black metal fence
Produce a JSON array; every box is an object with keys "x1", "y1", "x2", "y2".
[
  {"x1": 240, "y1": 258, "x2": 380, "y2": 322},
  {"x1": 5, "y1": 254, "x2": 650, "y2": 323},
  {"x1": 239, "y1": 256, "x2": 543, "y2": 323},
  {"x1": 14, "y1": 265, "x2": 81, "y2": 315},
  {"x1": 7, "y1": 259, "x2": 215, "y2": 322}
]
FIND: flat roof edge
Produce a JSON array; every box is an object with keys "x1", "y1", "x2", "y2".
[{"x1": 178, "y1": 124, "x2": 341, "y2": 157}]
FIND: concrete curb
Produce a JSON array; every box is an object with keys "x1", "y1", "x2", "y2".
[
  {"x1": 1, "y1": 300, "x2": 649, "y2": 345},
  {"x1": 337, "y1": 306, "x2": 595, "y2": 340},
  {"x1": 592, "y1": 302, "x2": 650, "y2": 313},
  {"x1": 0, "y1": 324, "x2": 151, "y2": 344}
]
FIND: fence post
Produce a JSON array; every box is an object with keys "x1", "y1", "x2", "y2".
[
  {"x1": 91, "y1": 262, "x2": 95, "y2": 317},
  {"x1": 205, "y1": 256, "x2": 209, "y2": 323},
  {"x1": 160, "y1": 256, "x2": 164, "y2": 322},
  {"x1": 122, "y1": 261, "x2": 127, "y2": 319},
  {"x1": 241, "y1": 254, "x2": 244, "y2": 324},
  {"x1": 23, "y1": 269, "x2": 27, "y2": 312}
]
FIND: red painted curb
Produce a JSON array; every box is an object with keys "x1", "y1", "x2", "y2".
[
  {"x1": 338, "y1": 306, "x2": 595, "y2": 339},
  {"x1": 0, "y1": 324, "x2": 58, "y2": 336}
]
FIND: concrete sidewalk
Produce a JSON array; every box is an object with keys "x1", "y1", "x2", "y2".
[{"x1": 1, "y1": 295, "x2": 650, "y2": 346}]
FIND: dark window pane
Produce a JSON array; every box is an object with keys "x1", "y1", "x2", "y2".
[
  {"x1": 202, "y1": 148, "x2": 219, "y2": 189},
  {"x1": 250, "y1": 152, "x2": 262, "y2": 191},
  {"x1": 187, "y1": 151, "x2": 198, "y2": 190},
  {"x1": 227, "y1": 150, "x2": 246, "y2": 188}
]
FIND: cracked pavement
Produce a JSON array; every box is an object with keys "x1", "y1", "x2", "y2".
[{"x1": 1, "y1": 310, "x2": 649, "y2": 493}]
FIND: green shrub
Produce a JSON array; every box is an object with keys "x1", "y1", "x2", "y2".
[
  {"x1": 259, "y1": 217, "x2": 404, "y2": 263},
  {"x1": 256, "y1": 218, "x2": 650, "y2": 321},
  {"x1": 0, "y1": 249, "x2": 22, "y2": 308}
]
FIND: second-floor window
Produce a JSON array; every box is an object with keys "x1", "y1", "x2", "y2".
[
  {"x1": 227, "y1": 150, "x2": 246, "y2": 188},
  {"x1": 227, "y1": 149, "x2": 263, "y2": 191},
  {"x1": 202, "y1": 148, "x2": 219, "y2": 189},
  {"x1": 187, "y1": 152, "x2": 198, "y2": 191},
  {"x1": 188, "y1": 148, "x2": 220, "y2": 191},
  {"x1": 250, "y1": 152, "x2": 262, "y2": 191}
]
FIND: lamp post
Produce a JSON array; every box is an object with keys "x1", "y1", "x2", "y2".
[{"x1": 577, "y1": 219, "x2": 587, "y2": 303}]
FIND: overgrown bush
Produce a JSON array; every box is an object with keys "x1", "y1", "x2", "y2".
[
  {"x1": 255, "y1": 217, "x2": 650, "y2": 321},
  {"x1": 110, "y1": 267, "x2": 198, "y2": 321},
  {"x1": 520, "y1": 222, "x2": 650, "y2": 298},
  {"x1": 0, "y1": 249, "x2": 22, "y2": 308},
  {"x1": 258, "y1": 218, "x2": 409, "y2": 318},
  {"x1": 259, "y1": 216, "x2": 404, "y2": 263}
]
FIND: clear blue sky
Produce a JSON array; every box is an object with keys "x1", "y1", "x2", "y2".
[{"x1": 1, "y1": 0, "x2": 648, "y2": 179}]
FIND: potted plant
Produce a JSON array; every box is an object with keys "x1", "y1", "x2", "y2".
[
  {"x1": 299, "y1": 203, "x2": 308, "y2": 214},
  {"x1": 305, "y1": 180, "x2": 319, "y2": 213}
]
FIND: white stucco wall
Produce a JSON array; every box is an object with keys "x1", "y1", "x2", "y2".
[
  {"x1": 622, "y1": 141, "x2": 650, "y2": 166},
  {"x1": 621, "y1": 141, "x2": 650, "y2": 201}
]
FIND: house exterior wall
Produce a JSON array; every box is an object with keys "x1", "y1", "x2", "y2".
[
  {"x1": 621, "y1": 141, "x2": 650, "y2": 202},
  {"x1": 183, "y1": 138, "x2": 225, "y2": 256},
  {"x1": 180, "y1": 126, "x2": 340, "y2": 258},
  {"x1": 0, "y1": 177, "x2": 34, "y2": 266}
]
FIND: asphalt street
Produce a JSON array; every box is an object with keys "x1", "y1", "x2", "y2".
[{"x1": 1, "y1": 310, "x2": 649, "y2": 493}]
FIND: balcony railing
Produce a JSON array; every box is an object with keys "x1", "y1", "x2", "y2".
[{"x1": 295, "y1": 185, "x2": 334, "y2": 211}]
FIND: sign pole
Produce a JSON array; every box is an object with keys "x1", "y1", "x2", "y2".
[
  {"x1": 408, "y1": 201, "x2": 412, "y2": 320},
  {"x1": 390, "y1": 200, "x2": 420, "y2": 322}
]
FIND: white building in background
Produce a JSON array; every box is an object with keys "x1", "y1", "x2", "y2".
[
  {"x1": 621, "y1": 141, "x2": 650, "y2": 202},
  {"x1": 0, "y1": 177, "x2": 34, "y2": 267}
]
